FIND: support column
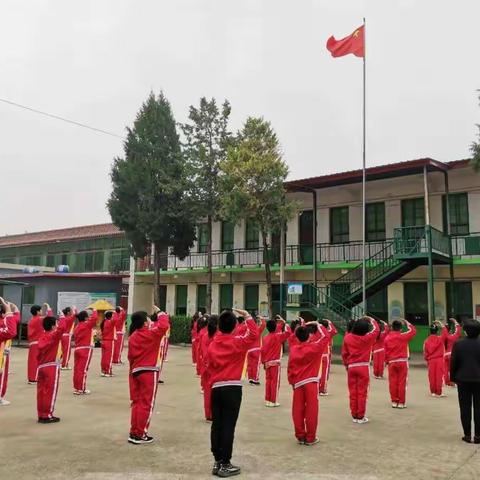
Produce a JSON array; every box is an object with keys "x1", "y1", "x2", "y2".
[
  {"x1": 312, "y1": 190, "x2": 318, "y2": 289},
  {"x1": 444, "y1": 170, "x2": 455, "y2": 317},
  {"x1": 279, "y1": 224, "x2": 285, "y2": 314},
  {"x1": 424, "y1": 166, "x2": 435, "y2": 325}
]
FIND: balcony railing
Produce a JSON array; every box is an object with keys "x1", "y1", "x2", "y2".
[{"x1": 451, "y1": 232, "x2": 480, "y2": 257}]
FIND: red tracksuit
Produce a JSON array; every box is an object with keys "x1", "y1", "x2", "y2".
[
  {"x1": 260, "y1": 324, "x2": 291, "y2": 404},
  {"x1": 37, "y1": 324, "x2": 66, "y2": 419},
  {"x1": 0, "y1": 312, "x2": 20, "y2": 400},
  {"x1": 101, "y1": 316, "x2": 117, "y2": 375},
  {"x1": 113, "y1": 310, "x2": 127, "y2": 364},
  {"x1": 27, "y1": 310, "x2": 52, "y2": 382},
  {"x1": 423, "y1": 326, "x2": 448, "y2": 396},
  {"x1": 128, "y1": 314, "x2": 170, "y2": 438},
  {"x1": 319, "y1": 320, "x2": 338, "y2": 394},
  {"x1": 73, "y1": 311, "x2": 98, "y2": 392},
  {"x1": 372, "y1": 324, "x2": 390, "y2": 379},
  {"x1": 59, "y1": 313, "x2": 76, "y2": 368},
  {"x1": 158, "y1": 320, "x2": 171, "y2": 381},
  {"x1": 246, "y1": 319, "x2": 266, "y2": 383},
  {"x1": 444, "y1": 323, "x2": 462, "y2": 386},
  {"x1": 287, "y1": 326, "x2": 329, "y2": 442},
  {"x1": 342, "y1": 320, "x2": 379, "y2": 420},
  {"x1": 191, "y1": 320, "x2": 199, "y2": 365},
  {"x1": 199, "y1": 330, "x2": 215, "y2": 420},
  {"x1": 385, "y1": 321, "x2": 416, "y2": 405}
]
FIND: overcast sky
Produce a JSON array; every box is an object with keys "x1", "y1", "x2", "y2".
[{"x1": 1, "y1": 0, "x2": 479, "y2": 236}]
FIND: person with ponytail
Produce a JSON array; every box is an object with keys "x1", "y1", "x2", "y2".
[
  {"x1": 59, "y1": 306, "x2": 77, "y2": 370},
  {"x1": 191, "y1": 312, "x2": 201, "y2": 366},
  {"x1": 196, "y1": 316, "x2": 208, "y2": 377},
  {"x1": 127, "y1": 308, "x2": 170, "y2": 445},
  {"x1": 100, "y1": 310, "x2": 117, "y2": 377},
  {"x1": 72, "y1": 309, "x2": 98, "y2": 395},
  {"x1": 372, "y1": 319, "x2": 389, "y2": 379},
  {"x1": 444, "y1": 317, "x2": 462, "y2": 387}
]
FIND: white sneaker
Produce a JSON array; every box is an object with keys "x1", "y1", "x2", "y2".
[
  {"x1": 357, "y1": 417, "x2": 369, "y2": 424},
  {"x1": 0, "y1": 398, "x2": 11, "y2": 406},
  {"x1": 392, "y1": 403, "x2": 399, "y2": 408},
  {"x1": 273, "y1": 402, "x2": 281, "y2": 407},
  {"x1": 265, "y1": 401, "x2": 274, "y2": 407},
  {"x1": 83, "y1": 390, "x2": 91, "y2": 395},
  {"x1": 397, "y1": 404, "x2": 407, "y2": 409},
  {"x1": 73, "y1": 390, "x2": 83, "y2": 395},
  {"x1": 438, "y1": 393, "x2": 446, "y2": 397},
  {"x1": 352, "y1": 418, "x2": 358, "y2": 423},
  {"x1": 319, "y1": 392, "x2": 329, "y2": 396},
  {"x1": 431, "y1": 393, "x2": 438, "y2": 397}
]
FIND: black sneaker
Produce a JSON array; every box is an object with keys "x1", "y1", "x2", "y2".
[
  {"x1": 128, "y1": 434, "x2": 154, "y2": 444},
  {"x1": 217, "y1": 463, "x2": 241, "y2": 478},
  {"x1": 158, "y1": 379, "x2": 164, "y2": 384},
  {"x1": 212, "y1": 461, "x2": 221, "y2": 476},
  {"x1": 474, "y1": 436, "x2": 480, "y2": 444},
  {"x1": 462, "y1": 435, "x2": 472, "y2": 444},
  {"x1": 38, "y1": 416, "x2": 60, "y2": 424}
]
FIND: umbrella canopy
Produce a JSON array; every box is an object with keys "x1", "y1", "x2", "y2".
[{"x1": 87, "y1": 299, "x2": 114, "y2": 311}]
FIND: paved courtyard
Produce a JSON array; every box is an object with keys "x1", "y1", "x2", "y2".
[{"x1": 0, "y1": 346, "x2": 479, "y2": 480}]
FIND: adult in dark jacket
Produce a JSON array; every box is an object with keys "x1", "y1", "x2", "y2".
[{"x1": 450, "y1": 320, "x2": 480, "y2": 444}]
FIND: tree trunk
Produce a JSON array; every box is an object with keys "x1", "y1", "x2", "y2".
[
  {"x1": 206, "y1": 215, "x2": 213, "y2": 314},
  {"x1": 153, "y1": 242, "x2": 161, "y2": 307},
  {"x1": 262, "y1": 231, "x2": 273, "y2": 319}
]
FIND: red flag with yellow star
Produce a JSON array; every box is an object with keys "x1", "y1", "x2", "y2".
[{"x1": 326, "y1": 25, "x2": 364, "y2": 58}]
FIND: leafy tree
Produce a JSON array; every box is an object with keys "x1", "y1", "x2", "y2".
[
  {"x1": 219, "y1": 117, "x2": 295, "y2": 317},
  {"x1": 108, "y1": 92, "x2": 196, "y2": 305},
  {"x1": 471, "y1": 90, "x2": 480, "y2": 172},
  {"x1": 182, "y1": 98, "x2": 232, "y2": 314}
]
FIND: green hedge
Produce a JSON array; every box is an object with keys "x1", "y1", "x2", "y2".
[{"x1": 125, "y1": 314, "x2": 192, "y2": 345}]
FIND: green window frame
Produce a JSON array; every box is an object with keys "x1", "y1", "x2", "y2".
[
  {"x1": 401, "y1": 198, "x2": 425, "y2": 228},
  {"x1": 446, "y1": 281, "x2": 473, "y2": 322},
  {"x1": 330, "y1": 206, "x2": 349, "y2": 244},
  {"x1": 244, "y1": 284, "x2": 259, "y2": 316},
  {"x1": 245, "y1": 220, "x2": 259, "y2": 250},
  {"x1": 442, "y1": 193, "x2": 469, "y2": 236},
  {"x1": 219, "y1": 284, "x2": 233, "y2": 312},
  {"x1": 197, "y1": 224, "x2": 209, "y2": 253},
  {"x1": 221, "y1": 221, "x2": 235, "y2": 251},
  {"x1": 23, "y1": 285, "x2": 35, "y2": 305},
  {"x1": 175, "y1": 285, "x2": 188, "y2": 316},
  {"x1": 366, "y1": 202, "x2": 386, "y2": 242},
  {"x1": 197, "y1": 284, "x2": 207, "y2": 314}
]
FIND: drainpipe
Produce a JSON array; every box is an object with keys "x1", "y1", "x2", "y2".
[
  {"x1": 424, "y1": 165, "x2": 435, "y2": 325},
  {"x1": 444, "y1": 170, "x2": 455, "y2": 317}
]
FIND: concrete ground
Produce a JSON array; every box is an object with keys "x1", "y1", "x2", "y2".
[{"x1": 1, "y1": 346, "x2": 479, "y2": 480}]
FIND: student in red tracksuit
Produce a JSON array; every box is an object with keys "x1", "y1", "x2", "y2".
[
  {"x1": 191, "y1": 312, "x2": 201, "y2": 366},
  {"x1": 196, "y1": 316, "x2": 208, "y2": 377},
  {"x1": 423, "y1": 321, "x2": 448, "y2": 397},
  {"x1": 200, "y1": 315, "x2": 218, "y2": 421},
  {"x1": 59, "y1": 307, "x2": 76, "y2": 370},
  {"x1": 205, "y1": 308, "x2": 258, "y2": 478},
  {"x1": 288, "y1": 322, "x2": 329, "y2": 445},
  {"x1": 152, "y1": 309, "x2": 171, "y2": 384},
  {"x1": 342, "y1": 317, "x2": 379, "y2": 423},
  {"x1": 372, "y1": 320, "x2": 389, "y2": 379},
  {"x1": 113, "y1": 307, "x2": 127, "y2": 365},
  {"x1": 384, "y1": 318, "x2": 416, "y2": 408},
  {"x1": 318, "y1": 319, "x2": 337, "y2": 396},
  {"x1": 247, "y1": 316, "x2": 267, "y2": 386},
  {"x1": 444, "y1": 318, "x2": 461, "y2": 387},
  {"x1": 37, "y1": 316, "x2": 66, "y2": 423},
  {"x1": 127, "y1": 310, "x2": 170, "y2": 444},
  {"x1": 73, "y1": 309, "x2": 98, "y2": 395},
  {"x1": 27, "y1": 303, "x2": 52, "y2": 384},
  {"x1": 100, "y1": 310, "x2": 117, "y2": 377},
  {"x1": 261, "y1": 317, "x2": 291, "y2": 407},
  {"x1": 0, "y1": 299, "x2": 21, "y2": 406}
]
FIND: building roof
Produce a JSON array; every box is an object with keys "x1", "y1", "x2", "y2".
[
  {"x1": 0, "y1": 223, "x2": 123, "y2": 249},
  {"x1": 0, "y1": 273, "x2": 126, "y2": 280},
  {"x1": 285, "y1": 158, "x2": 471, "y2": 192}
]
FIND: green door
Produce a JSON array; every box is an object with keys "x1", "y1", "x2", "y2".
[
  {"x1": 158, "y1": 285, "x2": 167, "y2": 312},
  {"x1": 221, "y1": 222, "x2": 235, "y2": 251},
  {"x1": 446, "y1": 281, "x2": 473, "y2": 322},
  {"x1": 367, "y1": 288, "x2": 388, "y2": 321},
  {"x1": 404, "y1": 282, "x2": 428, "y2": 325},
  {"x1": 197, "y1": 284, "x2": 207, "y2": 314},
  {"x1": 219, "y1": 284, "x2": 233, "y2": 312},
  {"x1": 299, "y1": 210, "x2": 313, "y2": 264},
  {"x1": 175, "y1": 285, "x2": 188, "y2": 315},
  {"x1": 244, "y1": 284, "x2": 259, "y2": 316}
]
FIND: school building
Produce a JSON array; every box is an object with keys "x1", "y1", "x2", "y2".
[{"x1": 130, "y1": 158, "x2": 480, "y2": 345}]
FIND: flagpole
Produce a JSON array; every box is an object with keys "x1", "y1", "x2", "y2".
[{"x1": 362, "y1": 17, "x2": 367, "y2": 315}]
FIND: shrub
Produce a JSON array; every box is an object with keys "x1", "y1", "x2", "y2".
[{"x1": 169, "y1": 315, "x2": 192, "y2": 345}]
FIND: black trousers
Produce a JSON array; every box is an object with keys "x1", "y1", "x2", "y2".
[
  {"x1": 457, "y1": 382, "x2": 480, "y2": 437},
  {"x1": 211, "y1": 385, "x2": 242, "y2": 463}
]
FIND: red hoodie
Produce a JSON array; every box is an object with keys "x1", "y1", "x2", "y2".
[
  {"x1": 37, "y1": 324, "x2": 67, "y2": 367},
  {"x1": 206, "y1": 317, "x2": 259, "y2": 388},
  {"x1": 28, "y1": 309, "x2": 53, "y2": 343},
  {"x1": 445, "y1": 323, "x2": 462, "y2": 354},
  {"x1": 250, "y1": 319, "x2": 267, "y2": 350},
  {"x1": 384, "y1": 321, "x2": 416, "y2": 363},
  {"x1": 114, "y1": 310, "x2": 127, "y2": 334},
  {"x1": 261, "y1": 324, "x2": 291, "y2": 367},
  {"x1": 73, "y1": 311, "x2": 98, "y2": 348},
  {"x1": 287, "y1": 325, "x2": 329, "y2": 388},
  {"x1": 102, "y1": 314, "x2": 117, "y2": 341},
  {"x1": 128, "y1": 313, "x2": 170, "y2": 374},
  {"x1": 199, "y1": 330, "x2": 215, "y2": 376},
  {"x1": 342, "y1": 320, "x2": 379, "y2": 367},
  {"x1": 58, "y1": 312, "x2": 76, "y2": 335},
  {"x1": 423, "y1": 326, "x2": 448, "y2": 361},
  {"x1": 373, "y1": 323, "x2": 390, "y2": 352},
  {"x1": 0, "y1": 312, "x2": 20, "y2": 342},
  {"x1": 326, "y1": 320, "x2": 338, "y2": 349}
]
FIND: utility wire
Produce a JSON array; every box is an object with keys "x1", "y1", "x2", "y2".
[{"x1": 0, "y1": 97, "x2": 124, "y2": 139}]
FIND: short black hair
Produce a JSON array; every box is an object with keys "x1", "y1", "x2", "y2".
[
  {"x1": 266, "y1": 319, "x2": 277, "y2": 333},
  {"x1": 295, "y1": 326, "x2": 310, "y2": 343},
  {"x1": 318, "y1": 319, "x2": 329, "y2": 328},
  {"x1": 197, "y1": 316, "x2": 208, "y2": 332},
  {"x1": 237, "y1": 316, "x2": 246, "y2": 324},
  {"x1": 218, "y1": 310, "x2": 237, "y2": 334},
  {"x1": 290, "y1": 319, "x2": 301, "y2": 332},
  {"x1": 150, "y1": 312, "x2": 158, "y2": 322},
  {"x1": 463, "y1": 320, "x2": 480, "y2": 339},
  {"x1": 115, "y1": 306, "x2": 121, "y2": 313},
  {"x1": 62, "y1": 307, "x2": 71, "y2": 316},
  {"x1": 305, "y1": 322, "x2": 318, "y2": 335},
  {"x1": 352, "y1": 319, "x2": 370, "y2": 336},
  {"x1": 105, "y1": 311, "x2": 114, "y2": 320},
  {"x1": 346, "y1": 319, "x2": 355, "y2": 333},
  {"x1": 30, "y1": 305, "x2": 42, "y2": 316},
  {"x1": 391, "y1": 320, "x2": 403, "y2": 332},
  {"x1": 76, "y1": 311, "x2": 89, "y2": 322},
  {"x1": 207, "y1": 315, "x2": 219, "y2": 338},
  {"x1": 43, "y1": 316, "x2": 57, "y2": 331},
  {"x1": 129, "y1": 311, "x2": 148, "y2": 335},
  {"x1": 0, "y1": 304, "x2": 5, "y2": 315},
  {"x1": 430, "y1": 324, "x2": 439, "y2": 335}
]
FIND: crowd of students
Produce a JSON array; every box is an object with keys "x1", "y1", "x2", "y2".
[{"x1": 0, "y1": 294, "x2": 479, "y2": 478}]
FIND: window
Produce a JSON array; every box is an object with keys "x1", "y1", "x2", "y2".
[
  {"x1": 366, "y1": 202, "x2": 386, "y2": 242},
  {"x1": 244, "y1": 284, "x2": 259, "y2": 316},
  {"x1": 93, "y1": 251, "x2": 105, "y2": 271},
  {"x1": 245, "y1": 220, "x2": 259, "y2": 250},
  {"x1": 401, "y1": 198, "x2": 425, "y2": 227},
  {"x1": 197, "y1": 224, "x2": 209, "y2": 253},
  {"x1": 442, "y1": 193, "x2": 469, "y2": 236},
  {"x1": 175, "y1": 285, "x2": 188, "y2": 316},
  {"x1": 446, "y1": 281, "x2": 473, "y2": 322},
  {"x1": 158, "y1": 285, "x2": 167, "y2": 312},
  {"x1": 404, "y1": 282, "x2": 428, "y2": 325},
  {"x1": 197, "y1": 284, "x2": 207, "y2": 314},
  {"x1": 221, "y1": 221, "x2": 235, "y2": 251},
  {"x1": 219, "y1": 284, "x2": 233, "y2": 312},
  {"x1": 272, "y1": 284, "x2": 287, "y2": 318},
  {"x1": 330, "y1": 207, "x2": 349, "y2": 244},
  {"x1": 299, "y1": 210, "x2": 313, "y2": 264},
  {"x1": 367, "y1": 288, "x2": 388, "y2": 321},
  {"x1": 23, "y1": 285, "x2": 35, "y2": 305}
]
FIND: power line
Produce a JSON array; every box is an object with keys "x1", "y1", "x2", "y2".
[{"x1": 0, "y1": 97, "x2": 124, "y2": 139}]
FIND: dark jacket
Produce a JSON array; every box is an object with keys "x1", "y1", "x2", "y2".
[{"x1": 450, "y1": 338, "x2": 480, "y2": 383}]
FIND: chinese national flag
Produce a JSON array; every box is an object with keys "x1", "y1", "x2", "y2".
[{"x1": 326, "y1": 25, "x2": 364, "y2": 58}]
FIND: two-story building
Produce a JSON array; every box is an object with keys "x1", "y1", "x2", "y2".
[{"x1": 130, "y1": 158, "x2": 480, "y2": 343}]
